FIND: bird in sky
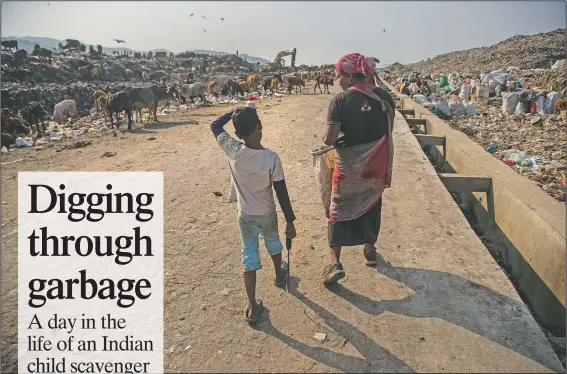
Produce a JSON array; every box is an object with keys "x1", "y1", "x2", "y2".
[
  {"x1": 221, "y1": 17, "x2": 224, "y2": 21},
  {"x1": 114, "y1": 39, "x2": 126, "y2": 43},
  {"x1": 382, "y1": 29, "x2": 386, "y2": 32},
  {"x1": 201, "y1": 15, "x2": 207, "y2": 19},
  {"x1": 190, "y1": 13, "x2": 194, "y2": 17},
  {"x1": 203, "y1": 28, "x2": 207, "y2": 32}
]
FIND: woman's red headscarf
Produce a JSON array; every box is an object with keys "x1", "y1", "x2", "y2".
[{"x1": 336, "y1": 53, "x2": 378, "y2": 76}]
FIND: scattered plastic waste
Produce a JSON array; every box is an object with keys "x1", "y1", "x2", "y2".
[
  {"x1": 15, "y1": 137, "x2": 34, "y2": 148},
  {"x1": 486, "y1": 144, "x2": 498, "y2": 153}
]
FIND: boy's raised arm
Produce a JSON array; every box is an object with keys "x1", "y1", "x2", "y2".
[{"x1": 210, "y1": 109, "x2": 235, "y2": 139}]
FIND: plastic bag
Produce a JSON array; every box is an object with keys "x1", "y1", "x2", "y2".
[
  {"x1": 15, "y1": 137, "x2": 33, "y2": 148},
  {"x1": 463, "y1": 101, "x2": 477, "y2": 116},
  {"x1": 502, "y1": 92, "x2": 519, "y2": 115},
  {"x1": 544, "y1": 92, "x2": 560, "y2": 114},
  {"x1": 536, "y1": 95, "x2": 546, "y2": 115},
  {"x1": 434, "y1": 99, "x2": 451, "y2": 117},
  {"x1": 409, "y1": 83, "x2": 420, "y2": 95},
  {"x1": 515, "y1": 100, "x2": 530, "y2": 115},
  {"x1": 413, "y1": 94, "x2": 429, "y2": 105},
  {"x1": 449, "y1": 100, "x2": 466, "y2": 117},
  {"x1": 311, "y1": 146, "x2": 335, "y2": 218}
]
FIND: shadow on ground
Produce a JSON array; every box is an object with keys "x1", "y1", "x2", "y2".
[
  {"x1": 253, "y1": 277, "x2": 415, "y2": 373},
  {"x1": 323, "y1": 256, "x2": 559, "y2": 371}
]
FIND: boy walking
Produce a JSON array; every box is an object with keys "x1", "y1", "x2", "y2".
[{"x1": 211, "y1": 105, "x2": 297, "y2": 324}]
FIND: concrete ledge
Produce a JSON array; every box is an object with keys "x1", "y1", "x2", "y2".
[
  {"x1": 398, "y1": 109, "x2": 415, "y2": 116},
  {"x1": 415, "y1": 134, "x2": 445, "y2": 146},
  {"x1": 438, "y1": 173, "x2": 492, "y2": 193},
  {"x1": 384, "y1": 82, "x2": 566, "y2": 335}
]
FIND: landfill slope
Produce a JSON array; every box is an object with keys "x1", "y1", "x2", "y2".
[{"x1": 389, "y1": 28, "x2": 565, "y2": 75}]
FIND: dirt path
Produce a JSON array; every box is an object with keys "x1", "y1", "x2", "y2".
[{"x1": 1, "y1": 82, "x2": 561, "y2": 373}]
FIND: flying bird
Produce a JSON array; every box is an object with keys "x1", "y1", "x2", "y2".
[
  {"x1": 190, "y1": 13, "x2": 194, "y2": 17},
  {"x1": 221, "y1": 17, "x2": 224, "y2": 21},
  {"x1": 114, "y1": 39, "x2": 126, "y2": 43},
  {"x1": 203, "y1": 28, "x2": 207, "y2": 32},
  {"x1": 382, "y1": 29, "x2": 386, "y2": 32},
  {"x1": 201, "y1": 15, "x2": 207, "y2": 19}
]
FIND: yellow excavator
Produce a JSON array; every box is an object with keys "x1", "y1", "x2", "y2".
[{"x1": 262, "y1": 48, "x2": 297, "y2": 70}]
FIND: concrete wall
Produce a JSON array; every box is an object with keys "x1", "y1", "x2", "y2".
[{"x1": 385, "y1": 82, "x2": 566, "y2": 335}]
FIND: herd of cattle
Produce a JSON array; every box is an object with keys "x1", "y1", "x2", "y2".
[{"x1": 0, "y1": 70, "x2": 336, "y2": 147}]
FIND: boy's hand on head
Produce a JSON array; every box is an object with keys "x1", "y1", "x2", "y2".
[{"x1": 285, "y1": 222, "x2": 296, "y2": 240}]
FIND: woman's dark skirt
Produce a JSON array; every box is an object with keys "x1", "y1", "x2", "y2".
[{"x1": 328, "y1": 198, "x2": 382, "y2": 247}]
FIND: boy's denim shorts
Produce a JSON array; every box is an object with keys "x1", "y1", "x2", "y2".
[{"x1": 238, "y1": 211, "x2": 283, "y2": 272}]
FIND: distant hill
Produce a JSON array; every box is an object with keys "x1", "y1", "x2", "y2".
[{"x1": 1, "y1": 36, "x2": 269, "y2": 62}]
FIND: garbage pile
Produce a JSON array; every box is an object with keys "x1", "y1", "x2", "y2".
[
  {"x1": 390, "y1": 69, "x2": 566, "y2": 202},
  {"x1": 387, "y1": 28, "x2": 565, "y2": 76},
  {"x1": 0, "y1": 48, "x2": 257, "y2": 115},
  {"x1": 448, "y1": 102, "x2": 565, "y2": 202}
]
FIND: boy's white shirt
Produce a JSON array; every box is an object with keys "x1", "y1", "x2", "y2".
[{"x1": 217, "y1": 131, "x2": 284, "y2": 215}]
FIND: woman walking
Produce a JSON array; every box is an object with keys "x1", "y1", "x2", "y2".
[{"x1": 321, "y1": 53, "x2": 396, "y2": 285}]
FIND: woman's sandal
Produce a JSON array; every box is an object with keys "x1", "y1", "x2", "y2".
[
  {"x1": 245, "y1": 299, "x2": 264, "y2": 325},
  {"x1": 274, "y1": 261, "x2": 289, "y2": 288},
  {"x1": 363, "y1": 245, "x2": 377, "y2": 267}
]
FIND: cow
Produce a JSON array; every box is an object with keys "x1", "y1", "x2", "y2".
[
  {"x1": 97, "y1": 95, "x2": 110, "y2": 120},
  {"x1": 18, "y1": 101, "x2": 47, "y2": 136},
  {"x1": 314, "y1": 74, "x2": 334, "y2": 94},
  {"x1": 51, "y1": 100, "x2": 79, "y2": 124},
  {"x1": 92, "y1": 90, "x2": 107, "y2": 114},
  {"x1": 238, "y1": 80, "x2": 250, "y2": 93},
  {"x1": 283, "y1": 76, "x2": 305, "y2": 94},
  {"x1": 13, "y1": 49, "x2": 27, "y2": 61},
  {"x1": 32, "y1": 47, "x2": 52, "y2": 63},
  {"x1": 155, "y1": 51, "x2": 167, "y2": 58},
  {"x1": 130, "y1": 85, "x2": 175, "y2": 123},
  {"x1": 128, "y1": 87, "x2": 158, "y2": 123},
  {"x1": 106, "y1": 91, "x2": 133, "y2": 129},
  {"x1": 1, "y1": 40, "x2": 18, "y2": 51},
  {"x1": 263, "y1": 75, "x2": 283, "y2": 93},
  {"x1": 174, "y1": 82, "x2": 208, "y2": 105},
  {"x1": 63, "y1": 39, "x2": 81, "y2": 50},
  {"x1": 206, "y1": 75, "x2": 233, "y2": 97},
  {"x1": 224, "y1": 80, "x2": 244, "y2": 98},
  {"x1": 246, "y1": 74, "x2": 261, "y2": 92}
]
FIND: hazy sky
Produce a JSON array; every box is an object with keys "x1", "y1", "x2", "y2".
[{"x1": 1, "y1": 1, "x2": 565, "y2": 65}]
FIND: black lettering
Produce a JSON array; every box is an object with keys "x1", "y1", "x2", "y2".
[{"x1": 28, "y1": 184, "x2": 57, "y2": 213}]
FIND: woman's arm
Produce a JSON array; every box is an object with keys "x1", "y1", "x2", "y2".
[
  {"x1": 323, "y1": 124, "x2": 341, "y2": 146},
  {"x1": 323, "y1": 96, "x2": 342, "y2": 146}
]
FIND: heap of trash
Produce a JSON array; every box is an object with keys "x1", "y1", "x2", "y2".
[
  {"x1": 389, "y1": 69, "x2": 566, "y2": 202},
  {"x1": 387, "y1": 28, "x2": 565, "y2": 76}
]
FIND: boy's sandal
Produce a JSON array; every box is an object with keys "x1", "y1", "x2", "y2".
[
  {"x1": 245, "y1": 299, "x2": 264, "y2": 325},
  {"x1": 274, "y1": 261, "x2": 289, "y2": 288}
]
